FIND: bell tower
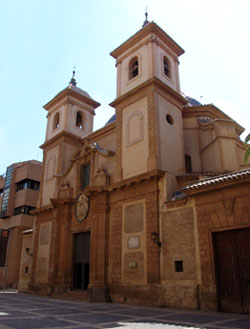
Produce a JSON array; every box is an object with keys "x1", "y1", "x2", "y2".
[
  {"x1": 44, "y1": 71, "x2": 99, "y2": 141},
  {"x1": 110, "y1": 17, "x2": 187, "y2": 181},
  {"x1": 39, "y1": 72, "x2": 100, "y2": 207}
]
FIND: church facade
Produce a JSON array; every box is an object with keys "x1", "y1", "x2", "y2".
[{"x1": 19, "y1": 21, "x2": 250, "y2": 314}]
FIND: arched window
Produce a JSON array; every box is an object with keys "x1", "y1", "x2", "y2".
[
  {"x1": 126, "y1": 111, "x2": 143, "y2": 146},
  {"x1": 129, "y1": 56, "x2": 139, "y2": 80},
  {"x1": 80, "y1": 163, "x2": 90, "y2": 190},
  {"x1": 185, "y1": 154, "x2": 192, "y2": 173},
  {"x1": 53, "y1": 112, "x2": 60, "y2": 129},
  {"x1": 46, "y1": 156, "x2": 56, "y2": 181},
  {"x1": 76, "y1": 111, "x2": 83, "y2": 129},
  {"x1": 163, "y1": 56, "x2": 171, "y2": 78}
]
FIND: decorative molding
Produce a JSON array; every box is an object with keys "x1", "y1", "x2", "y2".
[
  {"x1": 86, "y1": 169, "x2": 164, "y2": 194},
  {"x1": 165, "y1": 198, "x2": 188, "y2": 208},
  {"x1": 126, "y1": 111, "x2": 143, "y2": 147},
  {"x1": 46, "y1": 155, "x2": 56, "y2": 181},
  {"x1": 223, "y1": 198, "x2": 235, "y2": 216}
]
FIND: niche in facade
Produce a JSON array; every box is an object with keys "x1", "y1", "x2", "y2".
[
  {"x1": 163, "y1": 56, "x2": 171, "y2": 78},
  {"x1": 129, "y1": 56, "x2": 139, "y2": 80},
  {"x1": 76, "y1": 111, "x2": 83, "y2": 129},
  {"x1": 126, "y1": 111, "x2": 143, "y2": 146},
  {"x1": 46, "y1": 155, "x2": 56, "y2": 181},
  {"x1": 53, "y1": 112, "x2": 60, "y2": 130}
]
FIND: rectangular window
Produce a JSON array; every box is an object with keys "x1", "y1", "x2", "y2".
[
  {"x1": 175, "y1": 260, "x2": 184, "y2": 272},
  {"x1": 14, "y1": 205, "x2": 35, "y2": 216},
  {"x1": 16, "y1": 179, "x2": 40, "y2": 192},
  {"x1": 80, "y1": 163, "x2": 90, "y2": 190},
  {"x1": 0, "y1": 230, "x2": 9, "y2": 266},
  {"x1": 0, "y1": 166, "x2": 13, "y2": 218}
]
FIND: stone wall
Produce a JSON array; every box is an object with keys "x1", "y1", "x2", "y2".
[{"x1": 161, "y1": 206, "x2": 199, "y2": 309}]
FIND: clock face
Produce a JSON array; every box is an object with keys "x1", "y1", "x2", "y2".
[{"x1": 75, "y1": 193, "x2": 89, "y2": 222}]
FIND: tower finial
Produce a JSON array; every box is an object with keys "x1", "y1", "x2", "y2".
[
  {"x1": 142, "y1": 7, "x2": 149, "y2": 28},
  {"x1": 69, "y1": 69, "x2": 77, "y2": 86}
]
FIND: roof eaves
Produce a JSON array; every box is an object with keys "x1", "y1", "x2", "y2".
[
  {"x1": 181, "y1": 169, "x2": 250, "y2": 194},
  {"x1": 110, "y1": 21, "x2": 184, "y2": 59}
]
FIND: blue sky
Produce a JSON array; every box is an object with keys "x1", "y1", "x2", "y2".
[{"x1": 0, "y1": 0, "x2": 250, "y2": 174}]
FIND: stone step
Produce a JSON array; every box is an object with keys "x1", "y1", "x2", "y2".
[{"x1": 53, "y1": 289, "x2": 90, "y2": 302}]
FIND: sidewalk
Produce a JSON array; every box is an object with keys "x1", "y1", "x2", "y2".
[{"x1": 0, "y1": 291, "x2": 249, "y2": 329}]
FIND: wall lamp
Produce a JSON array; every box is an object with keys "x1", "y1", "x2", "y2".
[
  {"x1": 151, "y1": 232, "x2": 161, "y2": 248},
  {"x1": 25, "y1": 248, "x2": 33, "y2": 256}
]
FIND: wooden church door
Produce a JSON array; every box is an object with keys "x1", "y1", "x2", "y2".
[
  {"x1": 73, "y1": 232, "x2": 90, "y2": 290},
  {"x1": 213, "y1": 228, "x2": 250, "y2": 314}
]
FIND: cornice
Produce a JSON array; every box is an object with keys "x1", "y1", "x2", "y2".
[
  {"x1": 30, "y1": 204, "x2": 53, "y2": 215},
  {"x1": 183, "y1": 104, "x2": 244, "y2": 135},
  {"x1": 109, "y1": 77, "x2": 187, "y2": 109},
  {"x1": 85, "y1": 169, "x2": 165, "y2": 194},
  {"x1": 50, "y1": 198, "x2": 75, "y2": 208},
  {"x1": 165, "y1": 198, "x2": 188, "y2": 208},
  {"x1": 40, "y1": 131, "x2": 82, "y2": 150},
  {"x1": 31, "y1": 197, "x2": 75, "y2": 215},
  {"x1": 110, "y1": 22, "x2": 184, "y2": 59},
  {"x1": 44, "y1": 88, "x2": 100, "y2": 111}
]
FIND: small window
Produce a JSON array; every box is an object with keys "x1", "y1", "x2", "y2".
[
  {"x1": 53, "y1": 112, "x2": 60, "y2": 129},
  {"x1": 166, "y1": 114, "x2": 174, "y2": 125},
  {"x1": 76, "y1": 111, "x2": 83, "y2": 129},
  {"x1": 185, "y1": 155, "x2": 192, "y2": 173},
  {"x1": 175, "y1": 260, "x2": 183, "y2": 272},
  {"x1": 163, "y1": 56, "x2": 171, "y2": 78},
  {"x1": 129, "y1": 56, "x2": 139, "y2": 80},
  {"x1": 80, "y1": 163, "x2": 90, "y2": 190}
]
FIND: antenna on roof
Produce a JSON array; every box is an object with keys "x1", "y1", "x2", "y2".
[
  {"x1": 142, "y1": 7, "x2": 149, "y2": 28},
  {"x1": 69, "y1": 67, "x2": 77, "y2": 86}
]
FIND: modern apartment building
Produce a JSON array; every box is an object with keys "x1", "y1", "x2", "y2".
[{"x1": 0, "y1": 160, "x2": 41, "y2": 289}]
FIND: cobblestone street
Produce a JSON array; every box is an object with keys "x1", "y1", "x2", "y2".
[{"x1": 0, "y1": 292, "x2": 249, "y2": 329}]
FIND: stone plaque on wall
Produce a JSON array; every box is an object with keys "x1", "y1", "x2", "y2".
[
  {"x1": 128, "y1": 236, "x2": 140, "y2": 249},
  {"x1": 123, "y1": 252, "x2": 144, "y2": 281},
  {"x1": 124, "y1": 203, "x2": 143, "y2": 233},
  {"x1": 39, "y1": 223, "x2": 50, "y2": 245}
]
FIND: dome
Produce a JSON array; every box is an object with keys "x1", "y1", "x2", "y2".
[
  {"x1": 105, "y1": 113, "x2": 116, "y2": 126},
  {"x1": 184, "y1": 95, "x2": 202, "y2": 106},
  {"x1": 104, "y1": 95, "x2": 202, "y2": 126}
]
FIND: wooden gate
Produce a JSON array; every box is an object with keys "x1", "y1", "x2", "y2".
[
  {"x1": 213, "y1": 228, "x2": 250, "y2": 313},
  {"x1": 73, "y1": 232, "x2": 90, "y2": 290}
]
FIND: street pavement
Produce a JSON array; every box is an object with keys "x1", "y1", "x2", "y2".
[{"x1": 0, "y1": 291, "x2": 249, "y2": 329}]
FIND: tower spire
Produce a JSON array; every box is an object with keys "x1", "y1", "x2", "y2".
[
  {"x1": 69, "y1": 70, "x2": 77, "y2": 86},
  {"x1": 142, "y1": 7, "x2": 149, "y2": 28}
]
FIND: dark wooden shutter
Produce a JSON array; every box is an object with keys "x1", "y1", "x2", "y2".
[{"x1": 0, "y1": 230, "x2": 9, "y2": 266}]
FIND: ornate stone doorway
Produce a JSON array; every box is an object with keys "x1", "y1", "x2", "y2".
[
  {"x1": 213, "y1": 228, "x2": 250, "y2": 314},
  {"x1": 73, "y1": 232, "x2": 90, "y2": 290}
]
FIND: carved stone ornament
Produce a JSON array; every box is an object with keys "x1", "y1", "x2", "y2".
[
  {"x1": 75, "y1": 193, "x2": 89, "y2": 222},
  {"x1": 223, "y1": 198, "x2": 235, "y2": 216}
]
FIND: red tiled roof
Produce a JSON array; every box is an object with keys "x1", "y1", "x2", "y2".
[{"x1": 182, "y1": 169, "x2": 250, "y2": 192}]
